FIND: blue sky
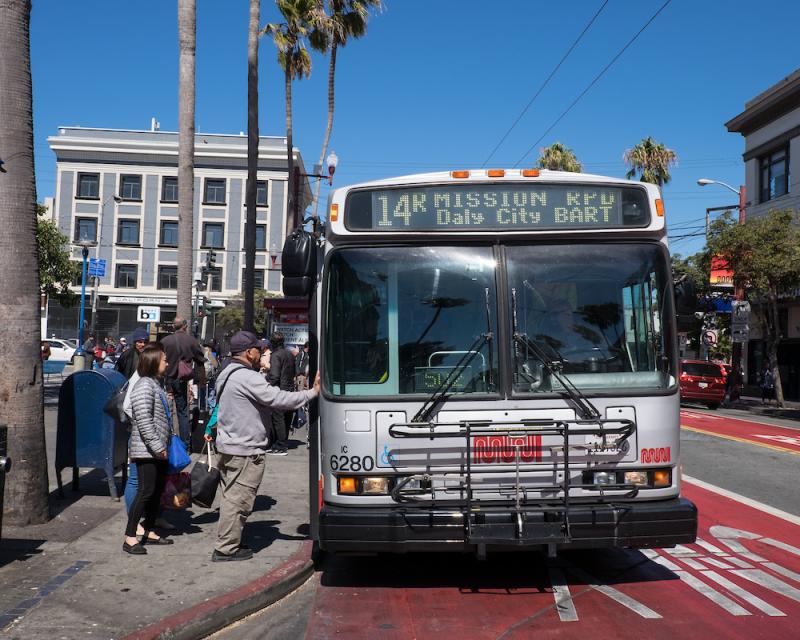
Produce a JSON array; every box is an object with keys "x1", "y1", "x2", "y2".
[{"x1": 31, "y1": 0, "x2": 799, "y2": 256}]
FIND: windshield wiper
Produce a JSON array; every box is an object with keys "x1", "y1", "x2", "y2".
[
  {"x1": 412, "y1": 287, "x2": 495, "y2": 423},
  {"x1": 511, "y1": 288, "x2": 601, "y2": 420}
]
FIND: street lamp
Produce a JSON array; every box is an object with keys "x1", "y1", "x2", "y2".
[
  {"x1": 293, "y1": 151, "x2": 339, "y2": 229},
  {"x1": 72, "y1": 238, "x2": 98, "y2": 371},
  {"x1": 697, "y1": 177, "x2": 747, "y2": 394}
]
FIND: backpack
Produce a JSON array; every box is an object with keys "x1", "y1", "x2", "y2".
[{"x1": 177, "y1": 359, "x2": 194, "y2": 381}]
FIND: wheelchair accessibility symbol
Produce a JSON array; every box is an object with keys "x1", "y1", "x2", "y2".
[{"x1": 380, "y1": 445, "x2": 396, "y2": 465}]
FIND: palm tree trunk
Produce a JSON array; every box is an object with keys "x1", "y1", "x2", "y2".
[
  {"x1": 243, "y1": 0, "x2": 260, "y2": 331},
  {"x1": 285, "y1": 58, "x2": 296, "y2": 230},
  {"x1": 312, "y1": 39, "x2": 337, "y2": 220},
  {"x1": 0, "y1": 0, "x2": 49, "y2": 525},
  {"x1": 177, "y1": 0, "x2": 197, "y2": 323}
]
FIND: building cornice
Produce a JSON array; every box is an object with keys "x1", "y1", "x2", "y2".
[{"x1": 725, "y1": 69, "x2": 800, "y2": 136}]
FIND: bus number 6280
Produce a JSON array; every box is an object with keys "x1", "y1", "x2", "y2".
[{"x1": 330, "y1": 455, "x2": 375, "y2": 472}]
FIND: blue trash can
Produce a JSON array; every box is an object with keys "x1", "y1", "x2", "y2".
[{"x1": 55, "y1": 369, "x2": 128, "y2": 500}]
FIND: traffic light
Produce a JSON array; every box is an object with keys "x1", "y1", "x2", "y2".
[{"x1": 206, "y1": 250, "x2": 217, "y2": 270}]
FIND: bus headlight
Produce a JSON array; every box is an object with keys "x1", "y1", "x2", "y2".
[
  {"x1": 623, "y1": 471, "x2": 649, "y2": 486},
  {"x1": 593, "y1": 471, "x2": 615, "y2": 485},
  {"x1": 362, "y1": 477, "x2": 391, "y2": 495}
]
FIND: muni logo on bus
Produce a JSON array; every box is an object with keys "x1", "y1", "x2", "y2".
[{"x1": 473, "y1": 434, "x2": 543, "y2": 464}]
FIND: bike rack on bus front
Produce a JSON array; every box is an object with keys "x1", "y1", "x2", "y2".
[{"x1": 387, "y1": 418, "x2": 637, "y2": 546}]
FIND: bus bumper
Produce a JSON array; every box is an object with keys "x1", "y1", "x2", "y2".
[{"x1": 318, "y1": 497, "x2": 697, "y2": 553}]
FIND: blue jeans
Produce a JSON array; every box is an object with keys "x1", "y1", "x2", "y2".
[{"x1": 124, "y1": 462, "x2": 137, "y2": 513}]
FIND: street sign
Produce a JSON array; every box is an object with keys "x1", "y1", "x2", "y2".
[
  {"x1": 702, "y1": 330, "x2": 718, "y2": 347},
  {"x1": 137, "y1": 306, "x2": 161, "y2": 323},
  {"x1": 88, "y1": 258, "x2": 106, "y2": 278},
  {"x1": 731, "y1": 327, "x2": 750, "y2": 343}
]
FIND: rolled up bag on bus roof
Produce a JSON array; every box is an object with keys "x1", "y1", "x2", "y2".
[{"x1": 282, "y1": 228, "x2": 317, "y2": 297}]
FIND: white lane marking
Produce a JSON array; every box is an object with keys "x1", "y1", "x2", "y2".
[
  {"x1": 754, "y1": 434, "x2": 800, "y2": 446},
  {"x1": 760, "y1": 537, "x2": 800, "y2": 557},
  {"x1": 694, "y1": 537, "x2": 728, "y2": 555},
  {"x1": 677, "y1": 557, "x2": 708, "y2": 571},
  {"x1": 675, "y1": 571, "x2": 751, "y2": 615},
  {"x1": 667, "y1": 544, "x2": 699, "y2": 557},
  {"x1": 701, "y1": 571, "x2": 785, "y2": 617},
  {"x1": 727, "y1": 557, "x2": 755, "y2": 569},
  {"x1": 681, "y1": 411, "x2": 723, "y2": 421},
  {"x1": 716, "y1": 539, "x2": 767, "y2": 563},
  {"x1": 564, "y1": 565, "x2": 662, "y2": 619},
  {"x1": 763, "y1": 562, "x2": 800, "y2": 584},
  {"x1": 732, "y1": 569, "x2": 800, "y2": 603},
  {"x1": 548, "y1": 567, "x2": 578, "y2": 622},
  {"x1": 684, "y1": 476, "x2": 800, "y2": 526},
  {"x1": 640, "y1": 549, "x2": 681, "y2": 571},
  {"x1": 699, "y1": 557, "x2": 736, "y2": 570}
]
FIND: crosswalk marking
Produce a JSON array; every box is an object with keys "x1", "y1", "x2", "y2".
[
  {"x1": 701, "y1": 571, "x2": 785, "y2": 617},
  {"x1": 763, "y1": 562, "x2": 800, "y2": 584},
  {"x1": 674, "y1": 571, "x2": 751, "y2": 616},
  {"x1": 732, "y1": 570, "x2": 800, "y2": 603},
  {"x1": 548, "y1": 567, "x2": 578, "y2": 622},
  {"x1": 564, "y1": 565, "x2": 662, "y2": 619},
  {"x1": 694, "y1": 537, "x2": 728, "y2": 555},
  {"x1": 699, "y1": 557, "x2": 736, "y2": 570}
]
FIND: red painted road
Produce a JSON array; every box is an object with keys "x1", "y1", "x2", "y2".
[
  {"x1": 306, "y1": 482, "x2": 800, "y2": 639},
  {"x1": 680, "y1": 409, "x2": 800, "y2": 454}
]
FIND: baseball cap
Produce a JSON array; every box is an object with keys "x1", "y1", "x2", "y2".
[{"x1": 230, "y1": 330, "x2": 269, "y2": 354}]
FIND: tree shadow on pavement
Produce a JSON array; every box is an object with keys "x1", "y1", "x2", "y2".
[
  {"x1": 0, "y1": 539, "x2": 47, "y2": 568},
  {"x1": 244, "y1": 519, "x2": 308, "y2": 552}
]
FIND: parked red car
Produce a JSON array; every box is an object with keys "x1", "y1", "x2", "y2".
[{"x1": 679, "y1": 359, "x2": 727, "y2": 409}]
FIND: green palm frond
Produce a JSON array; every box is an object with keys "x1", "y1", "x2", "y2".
[
  {"x1": 623, "y1": 136, "x2": 678, "y2": 186},
  {"x1": 537, "y1": 141, "x2": 582, "y2": 172}
]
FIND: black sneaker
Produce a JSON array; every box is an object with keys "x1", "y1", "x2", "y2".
[{"x1": 211, "y1": 547, "x2": 254, "y2": 562}]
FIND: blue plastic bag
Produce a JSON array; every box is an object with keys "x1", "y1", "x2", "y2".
[{"x1": 166, "y1": 435, "x2": 191, "y2": 474}]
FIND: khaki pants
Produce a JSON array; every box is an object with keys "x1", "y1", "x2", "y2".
[{"x1": 215, "y1": 453, "x2": 266, "y2": 555}]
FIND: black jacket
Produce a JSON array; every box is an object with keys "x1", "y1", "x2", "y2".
[
  {"x1": 268, "y1": 347, "x2": 296, "y2": 391},
  {"x1": 115, "y1": 348, "x2": 139, "y2": 380}
]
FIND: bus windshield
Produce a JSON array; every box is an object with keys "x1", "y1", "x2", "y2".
[
  {"x1": 324, "y1": 243, "x2": 675, "y2": 398},
  {"x1": 509, "y1": 243, "x2": 674, "y2": 394},
  {"x1": 325, "y1": 246, "x2": 498, "y2": 396}
]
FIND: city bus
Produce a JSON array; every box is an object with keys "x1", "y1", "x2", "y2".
[{"x1": 282, "y1": 168, "x2": 698, "y2": 557}]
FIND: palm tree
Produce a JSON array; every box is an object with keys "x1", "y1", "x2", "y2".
[
  {"x1": 311, "y1": 0, "x2": 381, "y2": 219},
  {"x1": 265, "y1": 0, "x2": 321, "y2": 230},
  {"x1": 537, "y1": 142, "x2": 582, "y2": 172},
  {"x1": 177, "y1": 0, "x2": 196, "y2": 322},
  {"x1": 243, "y1": 0, "x2": 260, "y2": 331},
  {"x1": 623, "y1": 136, "x2": 678, "y2": 187},
  {"x1": 0, "y1": 0, "x2": 49, "y2": 525}
]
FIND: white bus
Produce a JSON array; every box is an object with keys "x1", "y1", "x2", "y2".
[{"x1": 282, "y1": 168, "x2": 697, "y2": 557}]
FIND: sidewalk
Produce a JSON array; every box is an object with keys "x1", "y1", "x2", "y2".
[
  {"x1": 723, "y1": 394, "x2": 800, "y2": 422},
  {"x1": 0, "y1": 384, "x2": 313, "y2": 640}
]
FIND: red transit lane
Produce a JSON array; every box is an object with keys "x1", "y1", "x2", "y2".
[
  {"x1": 680, "y1": 409, "x2": 800, "y2": 454},
  {"x1": 306, "y1": 481, "x2": 800, "y2": 639}
]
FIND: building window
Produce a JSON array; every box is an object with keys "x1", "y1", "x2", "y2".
[
  {"x1": 204, "y1": 178, "x2": 226, "y2": 205},
  {"x1": 240, "y1": 268, "x2": 265, "y2": 291},
  {"x1": 202, "y1": 222, "x2": 225, "y2": 248},
  {"x1": 77, "y1": 173, "x2": 100, "y2": 199},
  {"x1": 120, "y1": 174, "x2": 142, "y2": 201},
  {"x1": 759, "y1": 146, "x2": 789, "y2": 203},
  {"x1": 208, "y1": 266, "x2": 223, "y2": 292},
  {"x1": 161, "y1": 176, "x2": 178, "y2": 202},
  {"x1": 74, "y1": 217, "x2": 97, "y2": 243},
  {"x1": 159, "y1": 220, "x2": 179, "y2": 247},
  {"x1": 243, "y1": 224, "x2": 266, "y2": 250},
  {"x1": 158, "y1": 265, "x2": 178, "y2": 290},
  {"x1": 116, "y1": 218, "x2": 140, "y2": 245},
  {"x1": 115, "y1": 264, "x2": 138, "y2": 288},
  {"x1": 256, "y1": 180, "x2": 268, "y2": 207}
]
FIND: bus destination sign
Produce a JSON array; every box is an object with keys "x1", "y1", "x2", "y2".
[{"x1": 345, "y1": 184, "x2": 649, "y2": 231}]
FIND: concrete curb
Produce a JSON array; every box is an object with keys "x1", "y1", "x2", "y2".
[{"x1": 122, "y1": 540, "x2": 314, "y2": 640}]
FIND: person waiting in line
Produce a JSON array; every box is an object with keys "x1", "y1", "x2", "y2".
[
  {"x1": 116, "y1": 327, "x2": 149, "y2": 380},
  {"x1": 760, "y1": 363, "x2": 775, "y2": 406},
  {"x1": 266, "y1": 331, "x2": 296, "y2": 456},
  {"x1": 123, "y1": 342, "x2": 175, "y2": 555},
  {"x1": 161, "y1": 316, "x2": 205, "y2": 449},
  {"x1": 212, "y1": 330, "x2": 319, "y2": 561}
]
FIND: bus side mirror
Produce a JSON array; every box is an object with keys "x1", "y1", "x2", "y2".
[
  {"x1": 674, "y1": 278, "x2": 697, "y2": 332},
  {"x1": 282, "y1": 229, "x2": 317, "y2": 297}
]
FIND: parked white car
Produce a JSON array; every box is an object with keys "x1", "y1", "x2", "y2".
[{"x1": 46, "y1": 338, "x2": 76, "y2": 363}]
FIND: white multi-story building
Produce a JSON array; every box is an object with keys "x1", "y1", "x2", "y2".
[{"x1": 46, "y1": 125, "x2": 311, "y2": 341}]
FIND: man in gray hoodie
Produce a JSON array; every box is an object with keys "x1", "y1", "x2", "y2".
[{"x1": 212, "y1": 330, "x2": 319, "y2": 562}]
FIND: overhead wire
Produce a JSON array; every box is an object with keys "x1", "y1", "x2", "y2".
[
  {"x1": 481, "y1": 0, "x2": 609, "y2": 168},
  {"x1": 513, "y1": 0, "x2": 674, "y2": 168}
]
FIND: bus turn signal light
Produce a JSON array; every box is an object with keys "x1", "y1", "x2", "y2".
[
  {"x1": 655, "y1": 199, "x2": 664, "y2": 217},
  {"x1": 487, "y1": 169, "x2": 505, "y2": 177},
  {"x1": 451, "y1": 170, "x2": 470, "y2": 179},
  {"x1": 338, "y1": 477, "x2": 357, "y2": 494},
  {"x1": 522, "y1": 169, "x2": 540, "y2": 177},
  {"x1": 652, "y1": 469, "x2": 671, "y2": 488},
  {"x1": 329, "y1": 203, "x2": 339, "y2": 222}
]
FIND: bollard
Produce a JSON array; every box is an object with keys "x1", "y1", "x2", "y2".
[{"x1": 0, "y1": 424, "x2": 11, "y2": 542}]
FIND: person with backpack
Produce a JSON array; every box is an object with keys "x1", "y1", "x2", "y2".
[
  {"x1": 211, "y1": 330, "x2": 319, "y2": 561},
  {"x1": 266, "y1": 331, "x2": 295, "y2": 456},
  {"x1": 161, "y1": 317, "x2": 205, "y2": 448}
]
